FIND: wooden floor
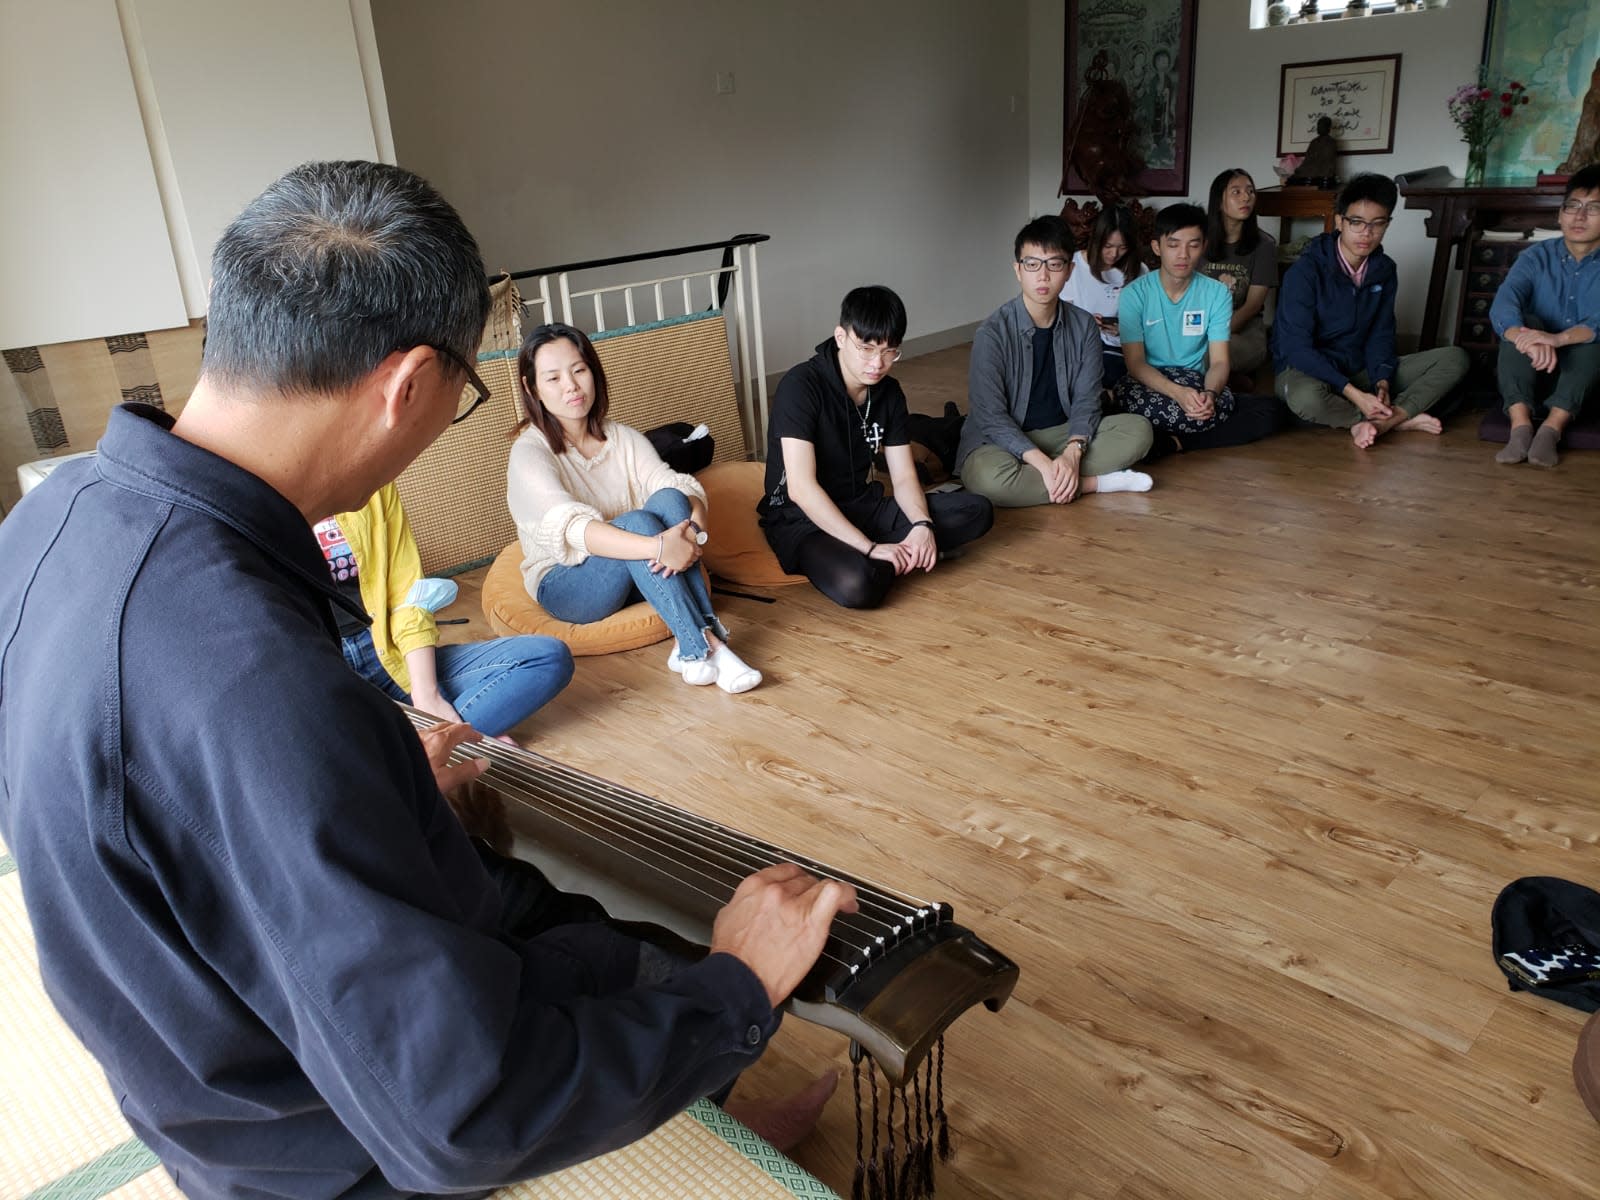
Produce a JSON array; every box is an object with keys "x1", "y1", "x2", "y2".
[{"x1": 443, "y1": 345, "x2": 1600, "y2": 1199}]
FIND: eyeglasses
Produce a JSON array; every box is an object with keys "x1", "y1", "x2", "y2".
[
  {"x1": 429, "y1": 344, "x2": 491, "y2": 424},
  {"x1": 1018, "y1": 255, "x2": 1070, "y2": 274},
  {"x1": 1561, "y1": 200, "x2": 1600, "y2": 217},
  {"x1": 1339, "y1": 216, "x2": 1392, "y2": 233},
  {"x1": 848, "y1": 334, "x2": 902, "y2": 366}
]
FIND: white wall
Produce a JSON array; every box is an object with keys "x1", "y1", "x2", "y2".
[
  {"x1": 371, "y1": 0, "x2": 1032, "y2": 373},
  {"x1": 132, "y1": 0, "x2": 385, "y2": 317},
  {"x1": 1028, "y1": 0, "x2": 1493, "y2": 339},
  {"x1": 0, "y1": 0, "x2": 390, "y2": 349},
  {"x1": 0, "y1": 0, "x2": 187, "y2": 348}
]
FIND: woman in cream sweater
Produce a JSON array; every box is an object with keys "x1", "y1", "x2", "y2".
[{"x1": 506, "y1": 323, "x2": 760, "y2": 693}]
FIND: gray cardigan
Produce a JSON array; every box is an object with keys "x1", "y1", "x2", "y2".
[{"x1": 954, "y1": 294, "x2": 1103, "y2": 473}]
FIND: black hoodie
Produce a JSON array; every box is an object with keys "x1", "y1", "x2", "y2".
[{"x1": 760, "y1": 338, "x2": 910, "y2": 516}]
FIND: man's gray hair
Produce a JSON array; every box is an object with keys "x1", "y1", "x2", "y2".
[{"x1": 202, "y1": 160, "x2": 490, "y2": 396}]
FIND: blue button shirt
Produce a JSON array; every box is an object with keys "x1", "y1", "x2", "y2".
[{"x1": 1490, "y1": 238, "x2": 1600, "y2": 339}]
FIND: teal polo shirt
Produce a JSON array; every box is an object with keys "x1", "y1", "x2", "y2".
[{"x1": 1118, "y1": 271, "x2": 1232, "y2": 371}]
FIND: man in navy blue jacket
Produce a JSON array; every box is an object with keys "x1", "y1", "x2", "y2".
[
  {"x1": 1272, "y1": 173, "x2": 1467, "y2": 449},
  {"x1": 0, "y1": 161, "x2": 854, "y2": 1199}
]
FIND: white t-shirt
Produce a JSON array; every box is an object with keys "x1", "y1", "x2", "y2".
[{"x1": 1060, "y1": 249, "x2": 1145, "y2": 348}]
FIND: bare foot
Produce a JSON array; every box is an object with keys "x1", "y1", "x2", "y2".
[
  {"x1": 722, "y1": 1069, "x2": 839, "y2": 1151},
  {"x1": 1350, "y1": 420, "x2": 1378, "y2": 449},
  {"x1": 1398, "y1": 413, "x2": 1442, "y2": 435}
]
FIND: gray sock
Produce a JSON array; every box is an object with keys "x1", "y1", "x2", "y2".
[
  {"x1": 1495, "y1": 424, "x2": 1533, "y2": 464},
  {"x1": 1528, "y1": 424, "x2": 1561, "y2": 468}
]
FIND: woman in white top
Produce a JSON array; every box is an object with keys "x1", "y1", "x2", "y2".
[
  {"x1": 506, "y1": 323, "x2": 760, "y2": 693},
  {"x1": 1060, "y1": 205, "x2": 1146, "y2": 389}
]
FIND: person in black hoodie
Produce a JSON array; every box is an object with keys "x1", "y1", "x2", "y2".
[
  {"x1": 759, "y1": 286, "x2": 994, "y2": 609},
  {"x1": 1272, "y1": 173, "x2": 1467, "y2": 449}
]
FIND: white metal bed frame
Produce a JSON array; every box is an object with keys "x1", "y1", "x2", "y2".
[{"x1": 509, "y1": 234, "x2": 771, "y2": 458}]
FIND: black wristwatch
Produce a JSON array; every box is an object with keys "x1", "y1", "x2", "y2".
[
  {"x1": 911, "y1": 519, "x2": 935, "y2": 530},
  {"x1": 686, "y1": 519, "x2": 708, "y2": 546}
]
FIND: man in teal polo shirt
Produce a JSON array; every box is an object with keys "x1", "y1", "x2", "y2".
[{"x1": 1115, "y1": 203, "x2": 1281, "y2": 456}]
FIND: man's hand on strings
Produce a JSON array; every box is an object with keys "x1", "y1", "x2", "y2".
[
  {"x1": 417, "y1": 720, "x2": 488, "y2": 795},
  {"x1": 710, "y1": 863, "x2": 859, "y2": 1009}
]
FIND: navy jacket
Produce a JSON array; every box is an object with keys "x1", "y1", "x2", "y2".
[
  {"x1": 1271, "y1": 231, "x2": 1400, "y2": 390},
  {"x1": 0, "y1": 406, "x2": 776, "y2": 1199}
]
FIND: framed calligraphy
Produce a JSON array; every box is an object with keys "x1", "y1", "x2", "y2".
[{"x1": 1277, "y1": 55, "x2": 1402, "y2": 157}]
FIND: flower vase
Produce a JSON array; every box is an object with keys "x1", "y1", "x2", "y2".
[{"x1": 1465, "y1": 141, "x2": 1488, "y2": 187}]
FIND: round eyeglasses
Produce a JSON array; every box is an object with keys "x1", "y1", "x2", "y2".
[{"x1": 848, "y1": 334, "x2": 902, "y2": 366}]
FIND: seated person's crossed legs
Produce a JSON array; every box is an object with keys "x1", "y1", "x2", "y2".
[{"x1": 791, "y1": 486, "x2": 994, "y2": 610}]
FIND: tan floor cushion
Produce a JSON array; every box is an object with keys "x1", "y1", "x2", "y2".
[
  {"x1": 480, "y1": 542, "x2": 672, "y2": 656},
  {"x1": 697, "y1": 461, "x2": 805, "y2": 588}
]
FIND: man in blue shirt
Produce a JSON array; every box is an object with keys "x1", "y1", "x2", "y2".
[
  {"x1": 1272, "y1": 173, "x2": 1468, "y2": 450},
  {"x1": 0, "y1": 161, "x2": 854, "y2": 1199},
  {"x1": 1116, "y1": 203, "x2": 1282, "y2": 456},
  {"x1": 1490, "y1": 164, "x2": 1600, "y2": 467}
]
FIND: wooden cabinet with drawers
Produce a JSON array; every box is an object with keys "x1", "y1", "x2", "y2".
[{"x1": 1453, "y1": 235, "x2": 1538, "y2": 405}]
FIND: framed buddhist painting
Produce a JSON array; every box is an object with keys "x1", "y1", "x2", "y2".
[{"x1": 1061, "y1": 0, "x2": 1198, "y2": 196}]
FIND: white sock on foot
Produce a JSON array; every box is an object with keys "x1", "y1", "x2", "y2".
[
  {"x1": 1095, "y1": 469, "x2": 1153, "y2": 494},
  {"x1": 710, "y1": 645, "x2": 761, "y2": 694},
  {"x1": 667, "y1": 647, "x2": 716, "y2": 685}
]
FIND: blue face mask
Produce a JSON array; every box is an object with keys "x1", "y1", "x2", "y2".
[{"x1": 401, "y1": 578, "x2": 459, "y2": 614}]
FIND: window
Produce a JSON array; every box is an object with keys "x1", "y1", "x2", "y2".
[{"x1": 1252, "y1": 0, "x2": 1449, "y2": 28}]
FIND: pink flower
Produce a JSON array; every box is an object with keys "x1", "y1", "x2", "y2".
[
  {"x1": 1500, "y1": 92, "x2": 1512, "y2": 102},
  {"x1": 1500, "y1": 106, "x2": 1513, "y2": 117}
]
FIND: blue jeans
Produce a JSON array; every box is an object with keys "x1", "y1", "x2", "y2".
[
  {"x1": 341, "y1": 628, "x2": 574, "y2": 738},
  {"x1": 536, "y1": 488, "x2": 725, "y2": 661}
]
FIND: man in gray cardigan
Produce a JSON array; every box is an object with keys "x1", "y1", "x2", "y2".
[{"x1": 956, "y1": 216, "x2": 1154, "y2": 506}]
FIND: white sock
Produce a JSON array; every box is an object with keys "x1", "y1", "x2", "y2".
[
  {"x1": 710, "y1": 645, "x2": 762, "y2": 694},
  {"x1": 667, "y1": 647, "x2": 716, "y2": 685},
  {"x1": 1094, "y1": 469, "x2": 1153, "y2": 494}
]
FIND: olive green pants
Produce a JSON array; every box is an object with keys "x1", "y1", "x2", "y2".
[
  {"x1": 1277, "y1": 346, "x2": 1468, "y2": 428},
  {"x1": 959, "y1": 413, "x2": 1154, "y2": 507}
]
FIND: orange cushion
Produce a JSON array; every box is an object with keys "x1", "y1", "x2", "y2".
[
  {"x1": 480, "y1": 543, "x2": 671, "y2": 656},
  {"x1": 697, "y1": 461, "x2": 806, "y2": 587}
]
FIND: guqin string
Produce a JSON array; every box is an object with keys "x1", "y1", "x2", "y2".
[
  {"x1": 406, "y1": 708, "x2": 945, "y2": 981},
  {"x1": 405, "y1": 707, "x2": 1004, "y2": 1199}
]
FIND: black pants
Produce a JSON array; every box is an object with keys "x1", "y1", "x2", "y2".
[
  {"x1": 772, "y1": 485, "x2": 993, "y2": 610},
  {"x1": 1139, "y1": 392, "x2": 1286, "y2": 462}
]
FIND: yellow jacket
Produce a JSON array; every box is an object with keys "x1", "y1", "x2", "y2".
[{"x1": 335, "y1": 483, "x2": 436, "y2": 694}]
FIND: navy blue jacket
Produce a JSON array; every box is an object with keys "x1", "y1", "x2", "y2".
[
  {"x1": 1271, "y1": 231, "x2": 1400, "y2": 390},
  {"x1": 0, "y1": 406, "x2": 776, "y2": 1199}
]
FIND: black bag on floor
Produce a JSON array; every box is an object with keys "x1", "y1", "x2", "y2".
[
  {"x1": 645, "y1": 421, "x2": 714, "y2": 475},
  {"x1": 1491, "y1": 877, "x2": 1600, "y2": 1012}
]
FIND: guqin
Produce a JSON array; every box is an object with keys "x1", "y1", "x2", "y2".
[{"x1": 405, "y1": 709, "x2": 1018, "y2": 1198}]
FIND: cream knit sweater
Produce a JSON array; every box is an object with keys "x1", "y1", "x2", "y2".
[{"x1": 506, "y1": 421, "x2": 707, "y2": 594}]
